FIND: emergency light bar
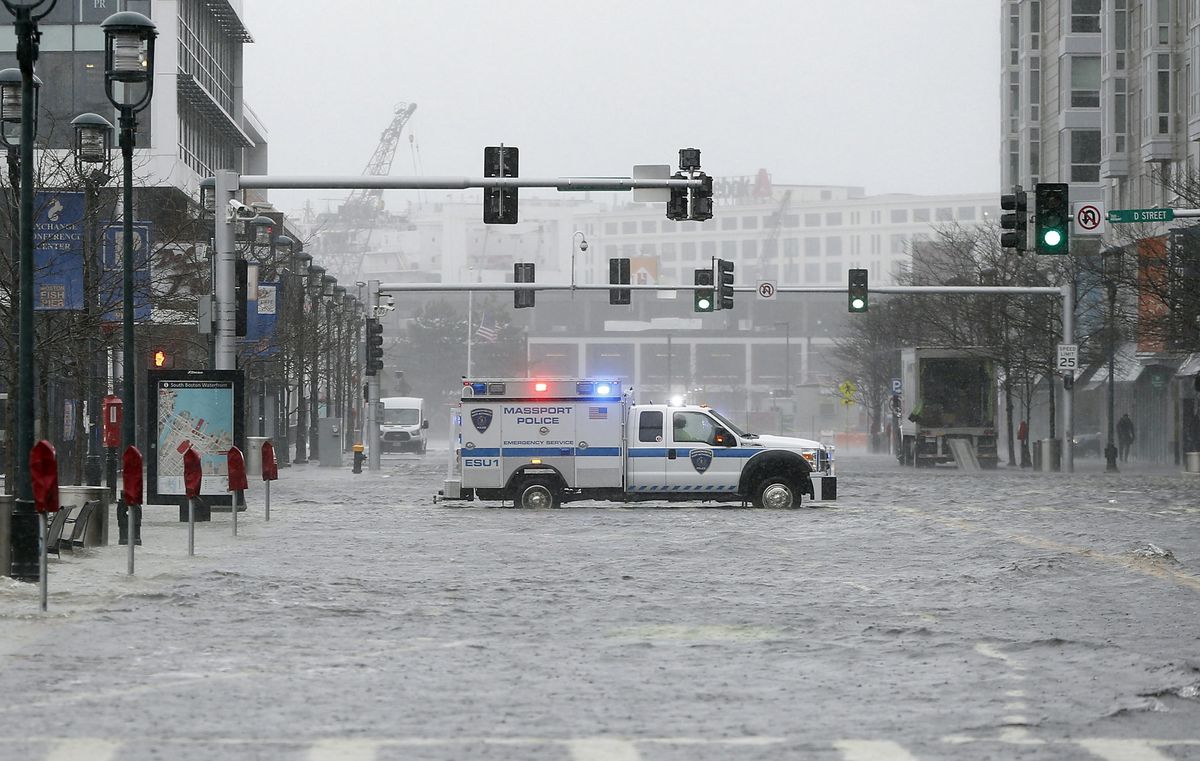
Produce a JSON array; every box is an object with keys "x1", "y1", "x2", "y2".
[{"x1": 461, "y1": 378, "x2": 621, "y2": 400}]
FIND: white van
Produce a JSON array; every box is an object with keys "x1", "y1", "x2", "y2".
[{"x1": 380, "y1": 397, "x2": 428, "y2": 454}]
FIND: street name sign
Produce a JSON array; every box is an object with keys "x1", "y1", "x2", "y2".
[{"x1": 1107, "y1": 208, "x2": 1175, "y2": 223}]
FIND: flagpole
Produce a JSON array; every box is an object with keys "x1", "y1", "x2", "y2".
[{"x1": 467, "y1": 289, "x2": 473, "y2": 377}]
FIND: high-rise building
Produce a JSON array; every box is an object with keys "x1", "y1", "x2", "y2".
[{"x1": 1001, "y1": 0, "x2": 1200, "y2": 214}]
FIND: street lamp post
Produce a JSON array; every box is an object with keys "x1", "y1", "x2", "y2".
[
  {"x1": 1103, "y1": 249, "x2": 1121, "y2": 473},
  {"x1": 1, "y1": 0, "x2": 55, "y2": 581},
  {"x1": 332, "y1": 285, "x2": 346, "y2": 437},
  {"x1": 244, "y1": 215, "x2": 273, "y2": 437},
  {"x1": 291, "y1": 250, "x2": 311, "y2": 464},
  {"x1": 306, "y1": 264, "x2": 325, "y2": 462},
  {"x1": 71, "y1": 112, "x2": 114, "y2": 487},
  {"x1": 102, "y1": 10, "x2": 156, "y2": 546}
]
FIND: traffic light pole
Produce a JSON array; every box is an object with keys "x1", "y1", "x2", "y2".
[{"x1": 366, "y1": 279, "x2": 381, "y2": 472}]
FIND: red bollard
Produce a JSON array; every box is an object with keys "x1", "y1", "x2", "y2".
[
  {"x1": 227, "y1": 447, "x2": 248, "y2": 536},
  {"x1": 261, "y1": 441, "x2": 278, "y2": 521},
  {"x1": 122, "y1": 446, "x2": 143, "y2": 575},
  {"x1": 30, "y1": 440, "x2": 59, "y2": 612},
  {"x1": 183, "y1": 447, "x2": 203, "y2": 556}
]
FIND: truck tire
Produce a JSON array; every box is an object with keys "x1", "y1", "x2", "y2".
[
  {"x1": 753, "y1": 476, "x2": 801, "y2": 509},
  {"x1": 517, "y1": 479, "x2": 559, "y2": 509}
]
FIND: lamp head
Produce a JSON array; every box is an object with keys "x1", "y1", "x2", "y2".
[
  {"x1": 0, "y1": 68, "x2": 40, "y2": 149},
  {"x1": 101, "y1": 11, "x2": 157, "y2": 84},
  {"x1": 71, "y1": 112, "x2": 114, "y2": 165}
]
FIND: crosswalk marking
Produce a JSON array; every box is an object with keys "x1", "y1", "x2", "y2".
[
  {"x1": 566, "y1": 738, "x2": 642, "y2": 761},
  {"x1": 834, "y1": 739, "x2": 922, "y2": 761},
  {"x1": 307, "y1": 738, "x2": 383, "y2": 761},
  {"x1": 45, "y1": 739, "x2": 120, "y2": 761},
  {"x1": 1075, "y1": 739, "x2": 1178, "y2": 761}
]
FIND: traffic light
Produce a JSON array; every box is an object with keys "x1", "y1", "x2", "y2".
[
  {"x1": 690, "y1": 172, "x2": 713, "y2": 222},
  {"x1": 1000, "y1": 186, "x2": 1028, "y2": 253},
  {"x1": 151, "y1": 348, "x2": 173, "y2": 369},
  {"x1": 609, "y1": 257, "x2": 631, "y2": 305},
  {"x1": 715, "y1": 258, "x2": 734, "y2": 310},
  {"x1": 235, "y1": 258, "x2": 248, "y2": 337},
  {"x1": 667, "y1": 171, "x2": 688, "y2": 221},
  {"x1": 365, "y1": 318, "x2": 384, "y2": 376},
  {"x1": 1035, "y1": 182, "x2": 1069, "y2": 255},
  {"x1": 694, "y1": 268, "x2": 714, "y2": 312},
  {"x1": 848, "y1": 268, "x2": 868, "y2": 313},
  {"x1": 514, "y1": 262, "x2": 535, "y2": 309},
  {"x1": 483, "y1": 145, "x2": 518, "y2": 224}
]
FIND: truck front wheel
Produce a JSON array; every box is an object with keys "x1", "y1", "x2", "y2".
[
  {"x1": 753, "y1": 476, "x2": 801, "y2": 509},
  {"x1": 517, "y1": 479, "x2": 559, "y2": 509}
]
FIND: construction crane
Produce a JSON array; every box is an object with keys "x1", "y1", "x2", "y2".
[{"x1": 323, "y1": 101, "x2": 417, "y2": 281}]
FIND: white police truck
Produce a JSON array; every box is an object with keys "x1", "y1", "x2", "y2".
[{"x1": 438, "y1": 378, "x2": 836, "y2": 509}]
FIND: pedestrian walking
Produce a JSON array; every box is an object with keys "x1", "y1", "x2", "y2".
[
  {"x1": 1017, "y1": 420, "x2": 1031, "y2": 468},
  {"x1": 1117, "y1": 413, "x2": 1135, "y2": 463}
]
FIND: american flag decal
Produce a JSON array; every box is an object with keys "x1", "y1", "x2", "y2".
[{"x1": 588, "y1": 406, "x2": 607, "y2": 420}]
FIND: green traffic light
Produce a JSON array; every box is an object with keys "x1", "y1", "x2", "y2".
[
  {"x1": 1043, "y1": 229, "x2": 1062, "y2": 247},
  {"x1": 697, "y1": 296, "x2": 711, "y2": 310},
  {"x1": 850, "y1": 298, "x2": 865, "y2": 311}
]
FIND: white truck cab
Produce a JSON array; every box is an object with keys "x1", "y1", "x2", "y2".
[
  {"x1": 439, "y1": 378, "x2": 835, "y2": 508},
  {"x1": 379, "y1": 396, "x2": 428, "y2": 454}
]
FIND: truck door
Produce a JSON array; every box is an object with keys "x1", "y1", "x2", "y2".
[
  {"x1": 626, "y1": 408, "x2": 666, "y2": 491},
  {"x1": 664, "y1": 410, "x2": 741, "y2": 493}
]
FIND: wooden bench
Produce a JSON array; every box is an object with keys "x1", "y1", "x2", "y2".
[{"x1": 60, "y1": 501, "x2": 99, "y2": 552}]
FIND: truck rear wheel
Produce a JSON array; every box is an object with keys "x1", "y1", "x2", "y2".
[
  {"x1": 753, "y1": 476, "x2": 801, "y2": 509},
  {"x1": 517, "y1": 479, "x2": 559, "y2": 509}
]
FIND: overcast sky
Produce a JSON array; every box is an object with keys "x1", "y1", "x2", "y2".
[{"x1": 241, "y1": 1, "x2": 999, "y2": 215}]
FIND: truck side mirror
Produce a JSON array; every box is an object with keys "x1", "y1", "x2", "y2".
[
  {"x1": 714, "y1": 429, "x2": 735, "y2": 447},
  {"x1": 421, "y1": 420, "x2": 429, "y2": 429}
]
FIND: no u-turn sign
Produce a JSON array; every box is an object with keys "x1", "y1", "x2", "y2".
[{"x1": 1074, "y1": 202, "x2": 1106, "y2": 236}]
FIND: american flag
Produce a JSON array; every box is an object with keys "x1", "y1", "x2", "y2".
[
  {"x1": 475, "y1": 313, "x2": 498, "y2": 343},
  {"x1": 589, "y1": 406, "x2": 607, "y2": 420}
]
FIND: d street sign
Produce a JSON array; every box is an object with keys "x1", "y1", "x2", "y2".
[{"x1": 1107, "y1": 208, "x2": 1174, "y2": 223}]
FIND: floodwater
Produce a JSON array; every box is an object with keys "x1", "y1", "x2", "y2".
[{"x1": 1, "y1": 452, "x2": 1198, "y2": 760}]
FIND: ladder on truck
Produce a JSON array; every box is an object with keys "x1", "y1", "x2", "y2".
[{"x1": 945, "y1": 438, "x2": 982, "y2": 471}]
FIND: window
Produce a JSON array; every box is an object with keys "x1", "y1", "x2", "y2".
[
  {"x1": 720, "y1": 241, "x2": 736, "y2": 258},
  {"x1": 684, "y1": 242, "x2": 699, "y2": 260},
  {"x1": 622, "y1": 221, "x2": 637, "y2": 235},
  {"x1": 825, "y1": 212, "x2": 843, "y2": 226},
  {"x1": 661, "y1": 243, "x2": 677, "y2": 262},
  {"x1": 742, "y1": 216, "x2": 759, "y2": 230},
  {"x1": 784, "y1": 238, "x2": 799, "y2": 257},
  {"x1": 605, "y1": 222, "x2": 618, "y2": 236},
  {"x1": 824, "y1": 263, "x2": 841, "y2": 283},
  {"x1": 890, "y1": 234, "x2": 907, "y2": 254},
  {"x1": 672, "y1": 411, "x2": 719, "y2": 444},
  {"x1": 804, "y1": 213, "x2": 821, "y2": 227},
  {"x1": 639, "y1": 411, "x2": 663, "y2": 443},
  {"x1": 700, "y1": 241, "x2": 716, "y2": 257},
  {"x1": 804, "y1": 263, "x2": 820, "y2": 282},
  {"x1": 825, "y1": 237, "x2": 843, "y2": 256},
  {"x1": 1070, "y1": 56, "x2": 1100, "y2": 108},
  {"x1": 1070, "y1": 130, "x2": 1101, "y2": 182},
  {"x1": 661, "y1": 221, "x2": 676, "y2": 233},
  {"x1": 1071, "y1": 0, "x2": 1100, "y2": 33},
  {"x1": 936, "y1": 208, "x2": 953, "y2": 221},
  {"x1": 783, "y1": 214, "x2": 799, "y2": 227},
  {"x1": 890, "y1": 209, "x2": 909, "y2": 223},
  {"x1": 721, "y1": 216, "x2": 737, "y2": 230},
  {"x1": 804, "y1": 238, "x2": 821, "y2": 257},
  {"x1": 914, "y1": 208, "x2": 930, "y2": 222},
  {"x1": 957, "y1": 207, "x2": 977, "y2": 221},
  {"x1": 742, "y1": 240, "x2": 758, "y2": 258},
  {"x1": 1157, "y1": 53, "x2": 1172, "y2": 134},
  {"x1": 641, "y1": 221, "x2": 656, "y2": 234}
]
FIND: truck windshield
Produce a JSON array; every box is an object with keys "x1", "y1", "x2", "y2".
[
  {"x1": 383, "y1": 409, "x2": 420, "y2": 425},
  {"x1": 709, "y1": 409, "x2": 750, "y2": 438}
]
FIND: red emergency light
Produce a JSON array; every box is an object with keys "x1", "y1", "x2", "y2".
[{"x1": 534, "y1": 382, "x2": 548, "y2": 392}]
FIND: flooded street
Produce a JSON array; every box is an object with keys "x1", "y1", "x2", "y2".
[{"x1": 2, "y1": 453, "x2": 1199, "y2": 760}]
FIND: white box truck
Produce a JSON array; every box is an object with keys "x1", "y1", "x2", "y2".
[
  {"x1": 898, "y1": 348, "x2": 999, "y2": 468},
  {"x1": 438, "y1": 378, "x2": 836, "y2": 508}
]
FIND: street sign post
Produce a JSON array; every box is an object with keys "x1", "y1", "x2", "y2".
[
  {"x1": 890, "y1": 378, "x2": 902, "y2": 394},
  {"x1": 1107, "y1": 208, "x2": 1175, "y2": 223}
]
